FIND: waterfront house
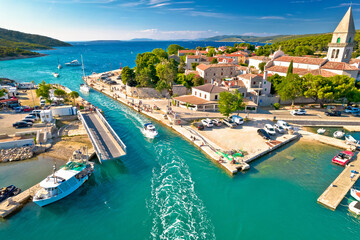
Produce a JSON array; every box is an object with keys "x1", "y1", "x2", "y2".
[
  {"x1": 17, "y1": 82, "x2": 35, "y2": 89},
  {"x1": 178, "y1": 50, "x2": 207, "y2": 56},
  {"x1": 185, "y1": 55, "x2": 212, "y2": 70},
  {"x1": 196, "y1": 64, "x2": 238, "y2": 84},
  {"x1": 173, "y1": 84, "x2": 228, "y2": 111}
]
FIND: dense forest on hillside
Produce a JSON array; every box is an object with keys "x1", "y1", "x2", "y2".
[
  {"x1": 0, "y1": 27, "x2": 71, "y2": 58},
  {"x1": 255, "y1": 31, "x2": 360, "y2": 58}
]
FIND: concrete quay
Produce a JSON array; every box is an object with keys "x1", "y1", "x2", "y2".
[{"x1": 318, "y1": 154, "x2": 360, "y2": 210}]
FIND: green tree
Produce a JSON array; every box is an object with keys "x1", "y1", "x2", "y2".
[
  {"x1": 302, "y1": 74, "x2": 334, "y2": 107},
  {"x1": 276, "y1": 60, "x2": 303, "y2": 106},
  {"x1": 219, "y1": 91, "x2": 234, "y2": 117},
  {"x1": 152, "y1": 48, "x2": 168, "y2": 59},
  {"x1": 135, "y1": 52, "x2": 160, "y2": 87},
  {"x1": 232, "y1": 90, "x2": 245, "y2": 115},
  {"x1": 192, "y1": 75, "x2": 204, "y2": 86},
  {"x1": 121, "y1": 66, "x2": 137, "y2": 87},
  {"x1": 211, "y1": 58, "x2": 218, "y2": 64},
  {"x1": 54, "y1": 89, "x2": 67, "y2": 98},
  {"x1": 267, "y1": 74, "x2": 284, "y2": 94},
  {"x1": 155, "y1": 59, "x2": 178, "y2": 91},
  {"x1": 207, "y1": 48, "x2": 216, "y2": 57},
  {"x1": 167, "y1": 44, "x2": 184, "y2": 55},
  {"x1": 35, "y1": 80, "x2": 51, "y2": 99},
  {"x1": 258, "y1": 62, "x2": 266, "y2": 73},
  {"x1": 191, "y1": 62, "x2": 199, "y2": 70},
  {"x1": 68, "y1": 91, "x2": 79, "y2": 106},
  {"x1": 0, "y1": 89, "x2": 6, "y2": 98}
]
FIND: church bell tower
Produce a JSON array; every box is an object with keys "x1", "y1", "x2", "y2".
[{"x1": 326, "y1": 7, "x2": 356, "y2": 63}]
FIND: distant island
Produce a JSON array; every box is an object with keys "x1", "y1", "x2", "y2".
[{"x1": 0, "y1": 27, "x2": 71, "y2": 60}]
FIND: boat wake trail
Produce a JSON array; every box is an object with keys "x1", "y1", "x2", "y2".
[{"x1": 148, "y1": 142, "x2": 215, "y2": 240}]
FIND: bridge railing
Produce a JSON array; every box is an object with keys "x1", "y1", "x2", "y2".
[
  {"x1": 78, "y1": 111, "x2": 103, "y2": 163},
  {"x1": 95, "y1": 108, "x2": 127, "y2": 154}
]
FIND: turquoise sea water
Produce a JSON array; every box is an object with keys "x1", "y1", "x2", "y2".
[{"x1": 1, "y1": 41, "x2": 360, "y2": 239}]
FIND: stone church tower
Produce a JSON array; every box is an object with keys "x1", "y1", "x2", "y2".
[{"x1": 326, "y1": 7, "x2": 356, "y2": 63}]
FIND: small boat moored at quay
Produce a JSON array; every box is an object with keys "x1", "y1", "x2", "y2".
[
  {"x1": 332, "y1": 151, "x2": 354, "y2": 166},
  {"x1": 351, "y1": 188, "x2": 360, "y2": 201},
  {"x1": 143, "y1": 123, "x2": 158, "y2": 138},
  {"x1": 65, "y1": 59, "x2": 81, "y2": 66},
  {"x1": 80, "y1": 84, "x2": 90, "y2": 93},
  {"x1": 0, "y1": 185, "x2": 21, "y2": 203},
  {"x1": 317, "y1": 128, "x2": 326, "y2": 134},
  {"x1": 53, "y1": 72, "x2": 59, "y2": 78},
  {"x1": 345, "y1": 134, "x2": 360, "y2": 145},
  {"x1": 333, "y1": 130, "x2": 345, "y2": 139},
  {"x1": 33, "y1": 161, "x2": 94, "y2": 207},
  {"x1": 349, "y1": 201, "x2": 360, "y2": 215}
]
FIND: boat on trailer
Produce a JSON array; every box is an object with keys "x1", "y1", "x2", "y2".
[
  {"x1": 33, "y1": 161, "x2": 94, "y2": 207},
  {"x1": 333, "y1": 130, "x2": 345, "y2": 139},
  {"x1": 345, "y1": 134, "x2": 359, "y2": 145},
  {"x1": 0, "y1": 185, "x2": 21, "y2": 203}
]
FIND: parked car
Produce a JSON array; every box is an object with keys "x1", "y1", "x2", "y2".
[
  {"x1": 116, "y1": 75, "x2": 122, "y2": 80},
  {"x1": 231, "y1": 115, "x2": 244, "y2": 125},
  {"x1": 201, "y1": 119, "x2": 213, "y2": 128},
  {"x1": 22, "y1": 119, "x2": 35, "y2": 123},
  {"x1": 25, "y1": 114, "x2": 37, "y2": 120},
  {"x1": 193, "y1": 122, "x2": 204, "y2": 130},
  {"x1": 13, "y1": 121, "x2": 32, "y2": 128},
  {"x1": 23, "y1": 106, "x2": 33, "y2": 112},
  {"x1": 223, "y1": 118, "x2": 237, "y2": 128},
  {"x1": 14, "y1": 107, "x2": 22, "y2": 113},
  {"x1": 211, "y1": 119, "x2": 222, "y2": 126},
  {"x1": 291, "y1": 109, "x2": 307, "y2": 115},
  {"x1": 274, "y1": 124, "x2": 286, "y2": 134},
  {"x1": 277, "y1": 120, "x2": 293, "y2": 130},
  {"x1": 40, "y1": 99, "x2": 46, "y2": 106},
  {"x1": 344, "y1": 106, "x2": 360, "y2": 113},
  {"x1": 264, "y1": 124, "x2": 276, "y2": 135},
  {"x1": 325, "y1": 110, "x2": 341, "y2": 116},
  {"x1": 257, "y1": 129, "x2": 271, "y2": 140}
]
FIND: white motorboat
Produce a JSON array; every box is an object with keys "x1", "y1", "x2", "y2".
[
  {"x1": 143, "y1": 123, "x2": 158, "y2": 138},
  {"x1": 333, "y1": 130, "x2": 345, "y2": 139},
  {"x1": 351, "y1": 188, "x2": 360, "y2": 201},
  {"x1": 53, "y1": 73, "x2": 59, "y2": 78},
  {"x1": 33, "y1": 161, "x2": 94, "y2": 207},
  {"x1": 345, "y1": 134, "x2": 359, "y2": 145},
  {"x1": 57, "y1": 57, "x2": 62, "y2": 69},
  {"x1": 349, "y1": 201, "x2": 360, "y2": 215},
  {"x1": 65, "y1": 59, "x2": 81, "y2": 66},
  {"x1": 317, "y1": 128, "x2": 326, "y2": 134},
  {"x1": 80, "y1": 84, "x2": 90, "y2": 93}
]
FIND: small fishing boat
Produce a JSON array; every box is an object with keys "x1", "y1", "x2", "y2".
[
  {"x1": 345, "y1": 134, "x2": 360, "y2": 145},
  {"x1": 57, "y1": 57, "x2": 62, "y2": 69},
  {"x1": 317, "y1": 128, "x2": 326, "y2": 134},
  {"x1": 53, "y1": 73, "x2": 59, "y2": 78},
  {"x1": 351, "y1": 188, "x2": 360, "y2": 201},
  {"x1": 65, "y1": 59, "x2": 81, "y2": 66},
  {"x1": 349, "y1": 201, "x2": 360, "y2": 215},
  {"x1": 332, "y1": 150, "x2": 354, "y2": 166},
  {"x1": 80, "y1": 84, "x2": 90, "y2": 93},
  {"x1": 143, "y1": 123, "x2": 158, "y2": 138},
  {"x1": 333, "y1": 130, "x2": 345, "y2": 139},
  {"x1": 33, "y1": 161, "x2": 94, "y2": 207},
  {"x1": 0, "y1": 185, "x2": 21, "y2": 203}
]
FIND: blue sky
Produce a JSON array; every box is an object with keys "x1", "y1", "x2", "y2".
[{"x1": 0, "y1": 0, "x2": 359, "y2": 41}]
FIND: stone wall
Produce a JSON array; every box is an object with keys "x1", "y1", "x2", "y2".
[
  {"x1": 258, "y1": 96, "x2": 316, "y2": 107},
  {"x1": 0, "y1": 146, "x2": 34, "y2": 162},
  {"x1": 0, "y1": 138, "x2": 34, "y2": 149},
  {"x1": 126, "y1": 85, "x2": 189, "y2": 99}
]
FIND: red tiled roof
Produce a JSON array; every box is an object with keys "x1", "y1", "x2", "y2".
[
  {"x1": 249, "y1": 56, "x2": 270, "y2": 61},
  {"x1": 196, "y1": 63, "x2": 236, "y2": 71},
  {"x1": 193, "y1": 84, "x2": 228, "y2": 93},
  {"x1": 174, "y1": 95, "x2": 213, "y2": 105},
  {"x1": 218, "y1": 57, "x2": 234, "y2": 63},
  {"x1": 274, "y1": 56, "x2": 326, "y2": 65},
  {"x1": 238, "y1": 73, "x2": 260, "y2": 80},
  {"x1": 237, "y1": 66, "x2": 248, "y2": 70},
  {"x1": 178, "y1": 50, "x2": 207, "y2": 54},
  {"x1": 321, "y1": 61, "x2": 359, "y2": 71},
  {"x1": 350, "y1": 58, "x2": 360, "y2": 64},
  {"x1": 0, "y1": 98, "x2": 18, "y2": 103},
  {"x1": 267, "y1": 65, "x2": 337, "y2": 77}
]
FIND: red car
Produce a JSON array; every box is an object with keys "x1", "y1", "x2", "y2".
[
  {"x1": 23, "y1": 106, "x2": 33, "y2": 112},
  {"x1": 332, "y1": 151, "x2": 354, "y2": 166}
]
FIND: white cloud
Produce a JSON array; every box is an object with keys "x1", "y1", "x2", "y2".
[
  {"x1": 135, "y1": 29, "x2": 215, "y2": 40},
  {"x1": 148, "y1": 2, "x2": 170, "y2": 8},
  {"x1": 259, "y1": 16, "x2": 285, "y2": 20}
]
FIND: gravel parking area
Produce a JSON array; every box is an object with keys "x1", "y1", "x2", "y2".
[{"x1": 0, "y1": 112, "x2": 41, "y2": 135}]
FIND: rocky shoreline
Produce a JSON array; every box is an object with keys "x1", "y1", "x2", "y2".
[{"x1": 0, "y1": 146, "x2": 34, "y2": 162}]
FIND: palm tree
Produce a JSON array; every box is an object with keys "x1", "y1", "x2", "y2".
[{"x1": 69, "y1": 91, "x2": 79, "y2": 106}]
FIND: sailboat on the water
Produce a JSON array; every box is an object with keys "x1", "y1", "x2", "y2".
[
  {"x1": 80, "y1": 55, "x2": 90, "y2": 93},
  {"x1": 57, "y1": 57, "x2": 62, "y2": 69}
]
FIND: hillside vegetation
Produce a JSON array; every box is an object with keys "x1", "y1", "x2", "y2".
[{"x1": 0, "y1": 27, "x2": 71, "y2": 58}]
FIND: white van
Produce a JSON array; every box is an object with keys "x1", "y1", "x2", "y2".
[{"x1": 40, "y1": 99, "x2": 46, "y2": 106}]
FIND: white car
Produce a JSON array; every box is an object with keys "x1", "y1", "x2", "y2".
[
  {"x1": 291, "y1": 109, "x2": 306, "y2": 115},
  {"x1": 264, "y1": 124, "x2": 276, "y2": 135},
  {"x1": 277, "y1": 120, "x2": 292, "y2": 130},
  {"x1": 211, "y1": 119, "x2": 222, "y2": 126},
  {"x1": 274, "y1": 124, "x2": 285, "y2": 134},
  {"x1": 223, "y1": 118, "x2": 237, "y2": 128},
  {"x1": 231, "y1": 115, "x2": 244, "y2": 125},
  {"x1": 25, "y1": 115, "x2": 37, "y2": 120},
  {"x1": 201, "y1": 119, "x2": 213, "y2": 128}
]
